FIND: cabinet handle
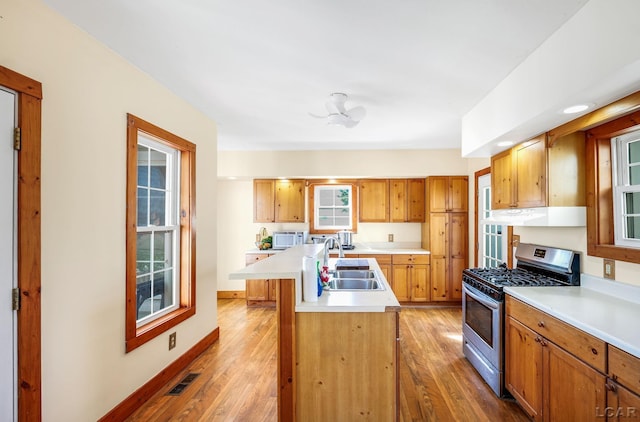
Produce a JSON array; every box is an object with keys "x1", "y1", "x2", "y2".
[
  {"x1": 537, "y1": 321, "x2": 545, "y2": 328},
  {"x1": 591, "y1": 347, "x2": 598, "y2": 355},
  {"x1": 534, "y1": 336, "x2": 547, "y2": 346},
  {"x1": 605, "y1": 380, "x2": 617, "y2": 393}
]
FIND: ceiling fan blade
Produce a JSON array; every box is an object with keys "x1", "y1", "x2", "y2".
[
  {"x1": 344, "y1": 119, "x2": 359, "y2": 128},
  {"x1": 308, "y1": 112, "x2": 328, "y2": 119},
  {"x1": 346, "y1": 106, "x2": 366, "y2": 121}
]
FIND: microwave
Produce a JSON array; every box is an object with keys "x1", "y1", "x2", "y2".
[{"x1": 272, "y1": 231, "x2": 308, "y2": 250}]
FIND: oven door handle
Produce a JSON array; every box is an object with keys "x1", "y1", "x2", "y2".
[{"x1": 463, "y1": 284, "x2": 500, "y2": 310}]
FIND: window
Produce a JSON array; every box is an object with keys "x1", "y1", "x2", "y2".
[
  {"x1": 476, "y1": 171, "x2": 509, "y2": 268},
  {"x1": 613, "y1": 130, "x2": 640, "y2": 247},
  {"x1": 126, "y1": 114, "x2": 196, "y2": 352},
  {"x1": 309, "y1": 181, "x2": 358, "y2": 234},
  {"x1": 586, "y1": 107, "x2": 640, "y2": 263}
]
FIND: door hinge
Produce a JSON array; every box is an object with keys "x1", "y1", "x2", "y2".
[
  {"x1": 12, "y1": 288, "x2": 20, "y2": 311},
  {"x1": 14, "y1": 127, "x2": 21, "y2": 151}
]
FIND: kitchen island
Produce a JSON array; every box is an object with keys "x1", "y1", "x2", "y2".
[{"x1": 230, "y1": 244, "x2": 401, "y2": 421}]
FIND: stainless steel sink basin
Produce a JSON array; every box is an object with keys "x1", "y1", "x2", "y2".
[
  {"x1": 327, "y1": 278, "x2": 384, "y2": 291},
  {"x1": 333, "y1": 270, "x2": 376, "y2": 279}
]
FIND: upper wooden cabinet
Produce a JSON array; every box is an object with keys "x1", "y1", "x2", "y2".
[
  {"x1": 491, "y1": 149, "x2": 514, "y2": 209},
  {"x1": 358, "y1": 178, "x2": 425, "y2": 222},
  {"x1": 253, "y1": 179, "x2": 305, "y2": 223},
  {"x1": 390, "y1": 178, "x2": 426, "y2": 222},
  {"x1": 427, "y1": 176, "x2": 468, "y2": 213},
  {"x1": 514, "y1": 135, "x2": 547, "y2": 208},
  {"x1": 359, "y1": 179, "x2": 390, "y2": 222},
  {"x1": 254, "y1": 179, "x2": 276, "y2": 222},
  {"x1": 491, "y1": 133, "x2": 585, "y2": 210}
]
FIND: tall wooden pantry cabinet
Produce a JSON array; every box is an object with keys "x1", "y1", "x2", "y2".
[{"x1": 422, "y1": 176, "x2": 468, "y2": 301}]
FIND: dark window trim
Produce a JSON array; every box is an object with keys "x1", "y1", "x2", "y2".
[
  {"x1": 586, "y1": 109, "x2": 640, "y2": 263},
  {"x1": 125, "y1": 114, "x2": 196, "y2": 352},
  {"x1": 307, "y1": 179, "x2": 358, "y2": 234}
]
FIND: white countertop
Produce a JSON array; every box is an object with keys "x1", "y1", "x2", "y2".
[
  {"x1": 505, "y1": 274, "x2": 640, "y2": 358},
  {"x1": 246, "y1": 242, "x2": 430, "y2": 255},
  {"x1": 230, "y1": 244, "x2": 401, "y2": 312}
]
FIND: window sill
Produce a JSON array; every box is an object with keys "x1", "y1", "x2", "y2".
[{"x1": 126, "y1": 306, "x2": 195, "y2": 353}]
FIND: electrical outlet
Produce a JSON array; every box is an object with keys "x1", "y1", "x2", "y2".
[
  {"x1": 603, "y1": 259, "x2": 615, "y2": 280},
  {"x1": 388, "y1": 234, "x2": 394, "y2": 242},
  {"x1": 169, "y1": 332, "x2": 177, "y2": 350}
]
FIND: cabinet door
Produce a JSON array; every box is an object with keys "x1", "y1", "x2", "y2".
[
  {"x1": 449, "y1": 213, "x2": 467, "y2": 300},
  {"x1": 246, "y1": 279, "x2": 269, "y2": 301},
  {"x1": 427, "y1": 177, "x2": 449, "y2": 212},
  {"x1": 410, "y1": 264, "x2": 430, "y2": 302},
  {"x1": 514, "y1": 136, "x2": 546, "y2": 208},
  {"x1": 505, "y1": 317, "x2": 543, "y2": 420},
  {"x1": 430, "y1": 257, "x2": 447, "y2": 301},
  {"x1": 429, "y1": 213, "x2": 448, "y2": 301},
  {"x1": 545, "y1": 341, "x2": 605, "y2": 422},
  {"x1": 491, "y1": 149, "x2": 514, "y2": 210},
  {"x1": 407, "y1": 178, "x2": 426, "y2": 221},
  {"x1": 448, "y1": 176, "x2": 468, "y2": 212},
  {"x1": 254, "y1": 179, "x2": 275, "y2": 222},
  {"x1": 359, "y1": 179, "x2": 389, "y2": 222},
  {"x1": 268, "y1": 279, "x2": 278, "y2": 301},
  {"x1": 391, "y1": 265, "x2": 410, "y2": 302},
  {"x1": 606, "y1": 381, "x2": 640, "y2": 421},
  {"x1": 390, "y1": 179, "x2": 408, "y2": 222},
  {"x1": 275, "y1": 179, "x2": 305, "y2": 222}
]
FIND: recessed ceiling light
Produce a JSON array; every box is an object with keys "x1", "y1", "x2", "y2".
[
  {"x1": 497, "y1": 141, "x2": 513, "y2": 147},
  {"x1": 562, "y1": 104, "x2": 590, "y2": 114}
]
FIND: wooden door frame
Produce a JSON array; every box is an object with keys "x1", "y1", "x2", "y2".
[
  {"x1": 474, "y1": 167, "x2": 513, "y2": 268},
  {"x1": 0, "y1": 65, "x2": 42, "y2": 421}
]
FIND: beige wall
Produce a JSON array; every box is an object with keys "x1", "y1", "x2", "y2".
[{"x1": 3, "y1": 1, "x2": 218, "y2": 420}]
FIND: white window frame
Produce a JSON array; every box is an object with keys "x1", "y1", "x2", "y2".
[
  {"x1": 313, "y1": 184, "x2": 354, "y2": 231},
  {"x1": 135, "y1": 135, "x2": 181, "y2": 327},
  {"x1": 479, "y1": 173, "x2": 507, "y2": 268},
  {"x1": 613, "y1": 130, "x2": 640, "y2": 248}
]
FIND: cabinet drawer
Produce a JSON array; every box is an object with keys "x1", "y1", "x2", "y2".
[
  {"x1": 506, "y1": 296, "x2": 606, "y2": 373},
  {"x1": 364, "y1": 254, "x2": 391, "y2": 265},
  {"x1": 245, "y1": 253, "x2": 271, "y2": 266},
  {"x1": 392, "y1": 254, "x2": 430, "y2": 265},
  {"x1": 609, "y1": 345, "x2": 640, "y2": 394}
]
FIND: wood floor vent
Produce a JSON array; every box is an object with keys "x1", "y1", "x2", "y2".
[{"x1": 166, "y1": 373, "x2": 200, "y2": 396}]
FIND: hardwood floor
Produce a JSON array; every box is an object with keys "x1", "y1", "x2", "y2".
[{"x1": 126, "y1": 300, "x2": 528, "y2": 421}]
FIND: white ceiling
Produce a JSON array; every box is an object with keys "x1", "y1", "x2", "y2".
[{"x1": 42, "y1": 0, "x2": 590, "y2": 151}]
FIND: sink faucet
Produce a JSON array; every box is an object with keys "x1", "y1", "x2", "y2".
[{"x1": 323, "y1": 236, "x2": 344, "y2": 267}]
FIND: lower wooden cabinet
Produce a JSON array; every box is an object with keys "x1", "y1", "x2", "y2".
[
  {"x1": 608, "y1": 345, "x2": 640, "y2": 420},
  {"x1": 296, "y1": 311, "x2": 399, "y2": 420},
  {"x1": 606, "y1": 381, "x2": 640, "y2": 421},
  {"x1": 245, "y1": 253, "x2": 276, "y2": 307},
  {"x1": 391, "y1": 254, "x2": 430, "y2": 302},
  {"x1": 506, "y1": 296, "x2": 607, "y2": 421}
]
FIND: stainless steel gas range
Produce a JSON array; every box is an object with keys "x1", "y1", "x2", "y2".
[{"x1": 461, "y1": 243, "x2": 580, "y2": 397}]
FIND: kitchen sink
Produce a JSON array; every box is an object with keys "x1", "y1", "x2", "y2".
[
  {"x1": 333, "y1": 270, "x2": 376, "y2": 279},
  {"x1": 327, "y1": 278, "x2": 384, "y2": 291}
]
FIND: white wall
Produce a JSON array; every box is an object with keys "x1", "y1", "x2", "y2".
[
  {"x1": 2, "y1": 1, "x2": 218, "y2": 420},
  {"x1": 462, "y1": 0, "x2": 640, "y2": 156}
]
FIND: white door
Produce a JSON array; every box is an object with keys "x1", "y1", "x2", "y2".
[
  {"x1": 0, "y1": 87, "x2": 17, "y2": 421},
  {"x1": 478, "y1": 173, "x2": 507, "y2": 268}
]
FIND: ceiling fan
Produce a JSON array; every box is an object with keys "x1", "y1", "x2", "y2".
[{"x1": 309, "y1": 93, "x2": 366, "y2": 128}]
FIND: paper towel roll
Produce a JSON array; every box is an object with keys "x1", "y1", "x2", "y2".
[{"x1": 302, "y1": 255, "x2": 318, "y2": 302}]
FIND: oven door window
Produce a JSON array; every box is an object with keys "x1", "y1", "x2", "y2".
[{"x1": 465, "y1": 294, "x2": 493, "y2": 347}]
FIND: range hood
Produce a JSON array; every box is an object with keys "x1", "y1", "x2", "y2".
[{"x1": 481, "y1": 206, "x2": 586, "y2": 227}]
